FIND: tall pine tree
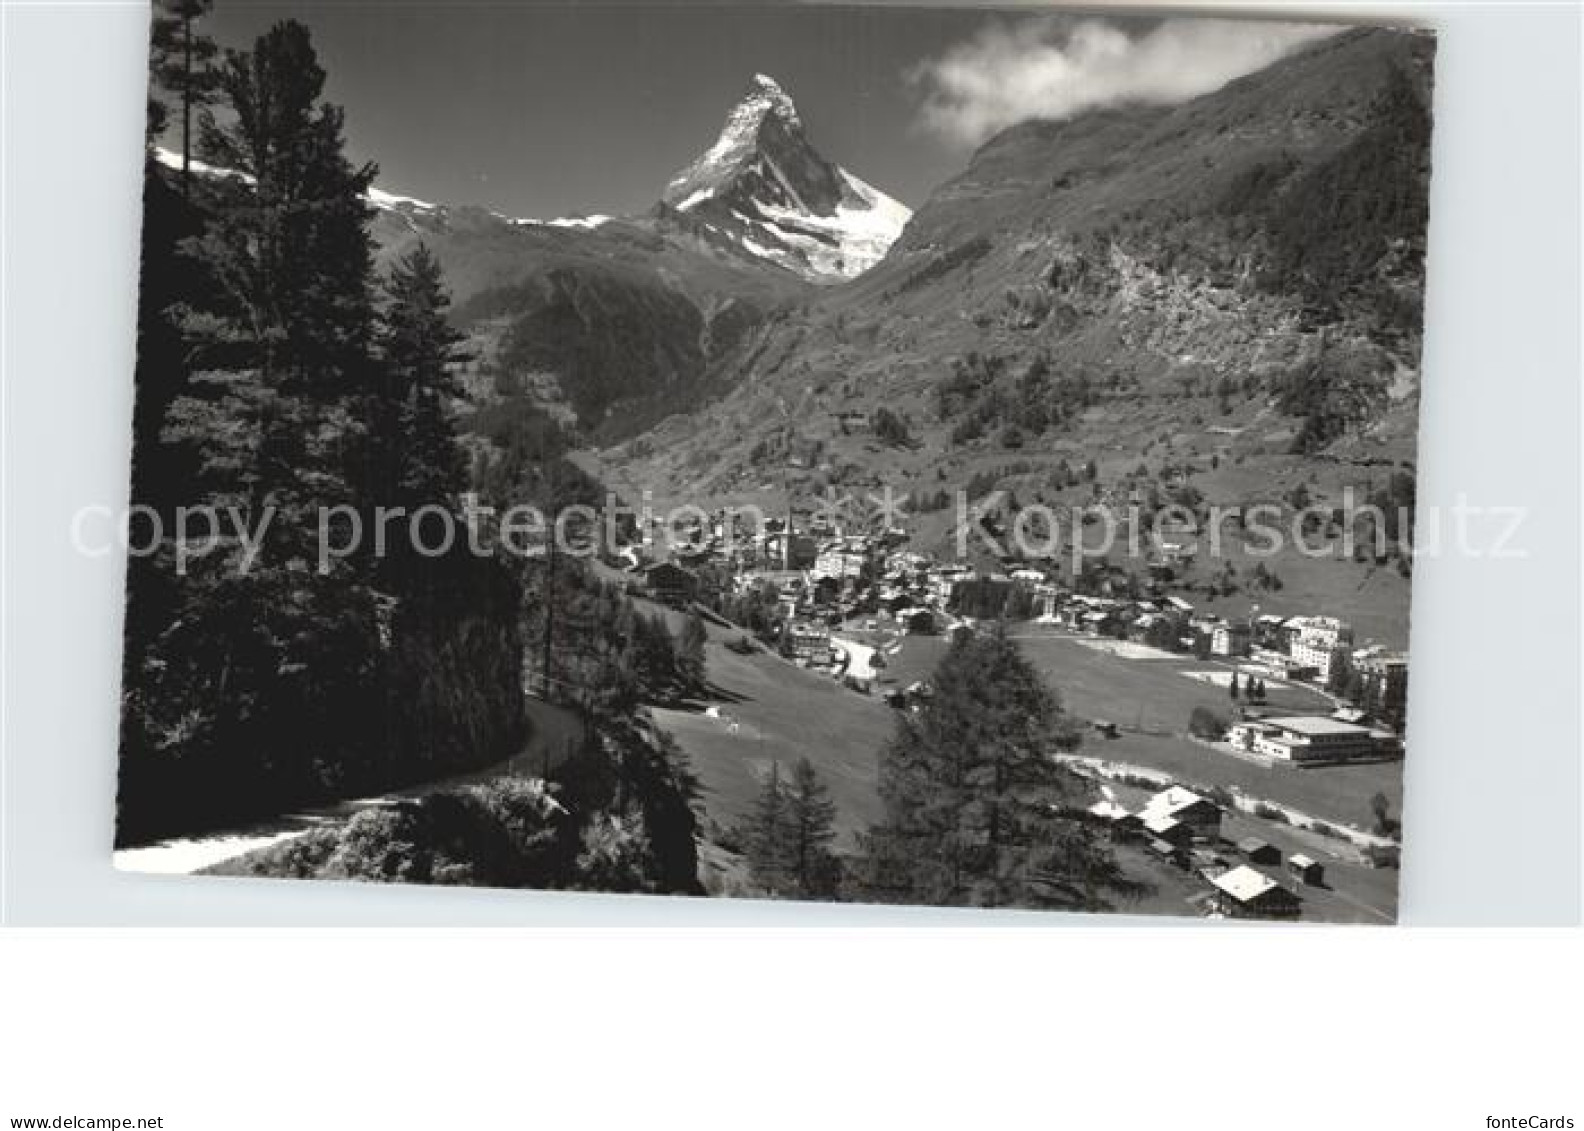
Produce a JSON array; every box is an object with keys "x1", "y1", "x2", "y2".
[
  {"x1": 783, "y1": 757, "x2": 839, "y2": 899},
  {"x1": 147, "y1": 0, "x2": 219, "y2": 193},
  {"x1": 121, "y1": 20, "x2": 388, "y2": 841},
  {"x1": 858, "y1": 625, "x2": 1133, "y2": 910},
  {"x1": 676, "y1": 612, "x2": 708, "y2": 696},
  {"x1": 746, "y1": 762, "x2": 790, "y2": 893},
  {"x1": 378, "y1": 243, "x2": 466, "y2": 510}
]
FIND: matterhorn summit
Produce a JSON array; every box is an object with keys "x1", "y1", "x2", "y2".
[{"x1": 660, "y1": 74, "x2": 910, "y2": 282}]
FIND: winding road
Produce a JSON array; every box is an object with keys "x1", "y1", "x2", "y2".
[{"x1": 113, "y1": 695, "x2": 585, "y2": 876}]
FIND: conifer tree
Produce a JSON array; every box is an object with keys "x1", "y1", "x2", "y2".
[
  {"x1": 379, "y1": 243, "x2": 466, "y2": 511},
  {"x1": 1229, "y1": 671, "x2": 1241, "y2": 700},
  {"x1": 170, "y1": 19, "x2": 379, "y2": 555},
  {"x1": 858, "y1": 624, "x2": 1131, "y2": 910},
  {"x1": 147, "y1": 0, "x2": 219, "y2": 192},
  {"x1": 677, "y1": 612, "x2": 709, "y2": 695},
  {"x1": 783, "y1": 757, "x2": 839, "y2": 898},
  {"x1": 747, "y1": 762, "x2": 790, "y2": 893},
  {"x1": 125, "y1": 21, "x2": 385, "y2": 837}
]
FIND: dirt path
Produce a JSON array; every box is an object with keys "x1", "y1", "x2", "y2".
[{"x1": 113, "y1": 696, "x2": 585, "y2": 876}]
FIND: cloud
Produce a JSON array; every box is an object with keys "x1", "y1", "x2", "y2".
[{"x1": 911, "y1": 16, "x2": 1341, "y2": 148}]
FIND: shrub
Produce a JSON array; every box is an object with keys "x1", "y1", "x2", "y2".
[
  {"x1": 1203, "y1": 785, "x2": 1236, "y2": 809},
  {"x1": 1253, "y1": 802, "x2": 1289, "y2": 824},
  {"x1": 1188, "y1": 706, "x2": 1228, "y2": 740},
  {"x1": 871, "y1": 407, "x2": 912, "y2": 447}
]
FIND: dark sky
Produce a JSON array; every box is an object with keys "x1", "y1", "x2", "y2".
[{"x1": 204, "y1": 2, "x2": 1012, "y2": 219}]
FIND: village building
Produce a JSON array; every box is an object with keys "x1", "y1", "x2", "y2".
[
  {"x1": 1086, "y1": 800, "x2": 1141, "y2": 840},
  {"x1": 1288, "y1": 854, "x2": 1326, "y2": 886},
  {"x1": 1229, "y1": 714, "x2": 1394, "y2": 764},
  {"x1": 812, "y1": 538, "x2": 869, "y2": 583},
  {"x1": 1211, "y1": 620, "x2": 1252, "y2": 657},
  {"x1": 1252, "y1": 613, "x2": 1290, "y2": 650},
  {"x1": 785, "y1": 622, "x2": 832, "y2": 661},
  {"x1": 1357, "y1": 650, "x2": 1410, "y2": 728},
  {"x1": 1146, "y1": 835, "x2": 1192, "y2": 869},
  {"x1": 1287, "y1": 616, "x2": 1355, "y2": 680},
  {"x1": 1210, "y1": 865, "x2": 1303, "y2": 920},
  {"x1": 1137, "y1": 786, "x2": 1222, "y2": 845},
  {"x1": 640, "y1": 561, "x2": 698, "y2": 607},
  {"x1": 1080, "y1": 608, "x2": 1120, "y2": 636},
  {"x1": 1238, "y1": 837, "x2": 1282, "y2": 867},
  {"x1": 929, "y1": 563, "x2": 974, "y2": 605}
]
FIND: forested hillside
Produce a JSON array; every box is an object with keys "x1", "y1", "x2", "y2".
[{"x1": 119, "y1": 7, "x2": 703, "y2": 895}]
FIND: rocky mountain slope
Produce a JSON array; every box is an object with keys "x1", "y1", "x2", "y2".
[
  {"x1": 371, "y1": 202, "x2": 808, "y2": 440},
  {"x1": 661, "y1": 73, "x2": 911, "y2": 282},
  {"x1": 598, "y1": 27, "x2": 1433, "y2": 643},
  {"x1": 604, "y1": 28, "x2": 1432, "y2": 493},
  {"x1": 358, "y1": 74, "x2": 910, "y2": 440}
]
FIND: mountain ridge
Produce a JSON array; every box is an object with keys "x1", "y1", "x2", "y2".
[
  {"x1": 599, "y1": 26, "x2": 1433, "y2": 621},
  {"x1": 658, "y1": 73, "x2": 912, "y2": 282}
]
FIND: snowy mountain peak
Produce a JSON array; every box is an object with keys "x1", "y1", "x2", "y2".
[
  {"x1": 749, "y1": 73, "x2": 794, "y2": 108},
  {"x1": 659, "y1": 75, "x2": 910, "y2": 282}
]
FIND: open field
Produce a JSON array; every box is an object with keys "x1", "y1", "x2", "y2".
[
  {"x1": 877, "y1": 629, "x2": 1333, "y2": 727},
  {"x1": 652, "y1": 634, "x2": 894, "y2": 851},
  {"x1": 1088, "y1": 731, "x2": 1403, "y2": 833},
  {"x1": 1013, "y1": 631, "x2": 1338, "y2": 730},
  {"x1": 878, "y1": 629, "x2": 1403, "y2": 831}
]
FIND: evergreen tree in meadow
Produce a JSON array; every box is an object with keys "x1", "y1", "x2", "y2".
[
  {"x1": 857, "y1": 624, "x2": 1133, "y2": 910},
  {"x1": 747, "y1": 762, "x2": 791, "y2": 893},
  {"x1": 782, "y1": 757, "x2": 840, "y2": 899},
  {"x1": 676, "y1": 612, "x2": 709, "y2": 695}
]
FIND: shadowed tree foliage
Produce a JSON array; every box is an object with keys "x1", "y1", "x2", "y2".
[
  {"x1": 744, "y1": 758, "x2": 840, "y2": 899},
  {"x1": 117, "y1": 19, "x2": 522, "y2": 844},
  {"x1": 147, "y1": 0, "x2": 220, "y2": 190},
  {"x1": 377, "y1": 244, "x2": 467, "y2": 511},
  {"x1": 676, "y1": 612, "x2": 709, "y2": 695},
  {"x1": 856, "y1": 625, "x2": 1135, "y2": 910},
  {"x1": 746, "y1": 762, "x2": 790, "y2": 892},
  {"x1": 118, "y1": 16, "x2": 709, "y2": 903},
  {"x1": 782, "y1": 758, "x2": 840, "y2": 898}
]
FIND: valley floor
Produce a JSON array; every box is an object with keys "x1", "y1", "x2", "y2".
[{"x1": 657, "y1": 614, "x2": 1404, "y2": 922}]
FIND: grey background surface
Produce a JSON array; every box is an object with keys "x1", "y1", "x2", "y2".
[{"x1": 1, "y1": 1, "x2": 1578, "y2": 926}]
